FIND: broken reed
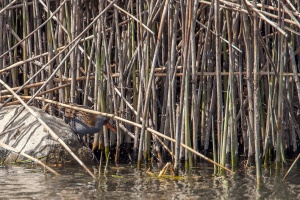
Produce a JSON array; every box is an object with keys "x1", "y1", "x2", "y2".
[{"x1": 1, "y1": 0, "x2": 300, "y2": 180}]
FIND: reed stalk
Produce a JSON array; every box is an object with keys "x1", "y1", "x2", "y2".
[
  {"x1": 253, "y1": 0, "x2": 261, "y2": 184},
  {"x1": 215, "y1": 0, "x2": 223, "y2": 172}
]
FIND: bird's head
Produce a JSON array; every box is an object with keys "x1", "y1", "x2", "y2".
[{"x1": 103, "y1": 118, "x2": 116, "y2": 132}]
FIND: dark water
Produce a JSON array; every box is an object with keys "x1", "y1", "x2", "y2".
[{"x1": 0, "y1": 163, "x2": 300, "y2": 200}]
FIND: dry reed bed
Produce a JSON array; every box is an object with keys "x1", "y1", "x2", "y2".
[{"x1": 0, "y1": 0, "x2": 300, "y2": 182}]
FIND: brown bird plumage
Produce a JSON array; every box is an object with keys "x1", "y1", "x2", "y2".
[{"x1": 64, "y1": 107, "x2": 115, "y2": 136}]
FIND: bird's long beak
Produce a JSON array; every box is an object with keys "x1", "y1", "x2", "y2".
[{"x1": 105, "y1": 123, "x2": 116, "y2": 132}]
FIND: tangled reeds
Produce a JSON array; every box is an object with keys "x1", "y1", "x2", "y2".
[{"x1": 1, "y1": 0, "x2": 300, "y2": 183}]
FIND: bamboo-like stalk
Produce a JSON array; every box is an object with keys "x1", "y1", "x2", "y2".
[
  {"x1": 93, "y1": 1, "x2": 105, "y2": 154},
  {"x1": 212, "y1": 116, "x2": 217, "y2": 174},
  {"x1": 263, "y1": 77, "x2": 273, "y2": 166},
  {"x1": 165, "y1": 1, "x2": 179, "y2": 161},
  {"x1": 69, "y1": 0, "x2": 77, "y2": 103},
  {"x1": 215, "y1": 0, "x2": 223, "y2": 172},
  {"x1": 83, "y1": 39, "x2": 95, "y2": 106},
  {"x1": 227, "y1": 4, "x2": 239, "y2": 171},
  {"x1": 253, "y1": 0, "x2": 261, "y2": 184},
  {"x1": 184, "y1": 52, "x2": 192, "y2": 169},
  {"x1": 22, "y1": 0, "x2": 28, "y2": 96},
  {"x1": 220, "y1": 85, "x2": 230, "y2": 173},
  {"x1": 46, "y1": 0, "x2": 54, "y2": 107},
  {"x1": 102, "y1": 4, "x2": 117, "y2": 163},
  {"x1": 174, "y1": 0, "x2": 193, "y2": 175},
  {"x1": 275, "y1": 1, "x2": 284, "y2": 167},
  {"x1": 114, "y1": 0, "x2": 122, "y2": 164},
  {"x1": 190, "y1": 0, "x2": 199, "y2": 164},
  {"x1": 200, "y1": 2, "x2": 214, "y2": 158},
  {"x1": 242, "y1": 0, "x2": 255, "y2": 166}
]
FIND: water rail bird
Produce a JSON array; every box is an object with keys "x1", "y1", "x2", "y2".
[{"x1": 64, "y1": 107, "x2": 115, "y2": 137}]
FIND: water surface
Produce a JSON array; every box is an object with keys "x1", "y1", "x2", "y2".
[{"x1": 0, "y1": 163, "x2": 299, "y2": 199}]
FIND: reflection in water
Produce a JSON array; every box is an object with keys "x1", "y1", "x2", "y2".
[{"x1": 0, "y1": 164, "x2": 300, "y2": 199}]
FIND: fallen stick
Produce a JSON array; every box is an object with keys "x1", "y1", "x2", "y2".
[
  {"x1": 0, "y1": 141, "x2": 60, "y2": 176},
  {"x1": 283, "y1": 153, "x2": 300, "y2": 180}
]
